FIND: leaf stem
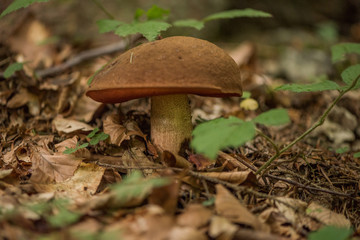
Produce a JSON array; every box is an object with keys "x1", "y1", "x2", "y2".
[
  {"x1": 256, "y1": 128, "x2": 280, "y2": 155},
  {"x1": 256, "y1": 74, "x2": 360, "y2": 175},
  {"x1": 90, "y1": 0, "x2": 115, "y2": 20}
]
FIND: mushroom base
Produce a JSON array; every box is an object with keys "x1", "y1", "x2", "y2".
[{"x1": 150, "y1": 94, "x2": 192, "y2": 154}]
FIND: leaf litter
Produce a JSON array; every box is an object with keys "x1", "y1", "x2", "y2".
[{"x1": 1, "y1": 15, "x2": 360, "y2": 240}]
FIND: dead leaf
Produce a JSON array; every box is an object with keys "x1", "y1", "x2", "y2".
[
  {"x1": 103, "y1": 114, "x2": 147, "y2": 146},
  {"x1": 8, "y1": 14, "x2": 56, "y2": 69},
  {"x1": 215, "y1": 184, "x2": 269, "y2": 232},
  {"x1": 52, "y1": 115, "x2": 93, "y2": 134},
  {"x1": 30, "y1": 146, "x2": 82, "y2": 183},
  {"x1": 209, "y1": 216, "x2": 238, "y2": 240},
  {"x1": 149, "y1": 179, "x2": 180, "y2": 214},
  {"x1": 201, "y1": 170, "x2": 257, "y2": 185},
  {"x1": 306, "y1": 202, "x2": 351, "y2": 228},
  {"x1": 162, "y1": 151, "x2": 192, "y2": 169},
  {"x1": 168, "y1": 226, "x2": 207, "y2": 240},
  {"x1": 71, "y1": 93, "x2": 103, "y2": 122},
  {"x1": 188, "y1": 153, "x2": 213, "y2": 170},
  {"x1": 177, "y1": 204, "x2": 212, "y2": 228},
  {"x1": 7, "y1": 88, "x2": 40, "y2": 116}
]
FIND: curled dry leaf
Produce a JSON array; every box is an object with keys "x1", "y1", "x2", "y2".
[
  {"x1": 201, "y1": 170, "x2": 257, "y2": 185},
  {"x1": 162, "y1": 150, "x2": 192, "y2": 169},
  {"x1": 103, "y1": 114, "x2": 147, "y2": 146},
  {"x1": 215, "y1": 184, "x2": 269, "y2": 232},
  {"x1": 7, "y1": 88, "x2": 40, "y2": 116},
  {"x1": 168, "y1": 226, "x2": 207, "y2": 240},
  {"x1": 52, "y1": 115, "x2": 93, "y2": 134}
]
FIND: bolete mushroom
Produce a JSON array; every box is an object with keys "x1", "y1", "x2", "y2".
[{"x1": 86, "y1": 36, "x2": 242, "y2": 154}]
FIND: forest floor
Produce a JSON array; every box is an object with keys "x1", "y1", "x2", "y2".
[{"x1": 1, "y1": 9, "x2": 360, "y2": 240}]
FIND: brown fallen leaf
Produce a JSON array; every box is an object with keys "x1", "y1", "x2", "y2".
[
  {"x1": 176, "y1": 204, "x2": 212, "y2": 228},
  {"x1": 6, "y1": 88, "x2": 40, "y2": 116},
  {"x1": 201, "y1": 170, "x2": 257, "y2": 186},
  {"x1": 30, "y1": 145, "x2": 82, "y2": 184},
  {"x1": 215, "y1": 184, "x2": 269, "y2": 232},
  {"x1": 168, "y1": 226, "x2": 207, "y2": 240},
  {"x1": 8, "y1": 14, "x2": 56, "y2": 69},
  {"x1": 52, "y1": 115, "x2": 93, "y2": 134},
  {"x1": 209, "y1": 216, "x2": 238, "y2": 240},
  {"x1": 103, "y1": 114, "x2": 147, "y2": 146}
]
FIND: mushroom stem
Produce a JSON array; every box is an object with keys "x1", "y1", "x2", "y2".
[{"x1": 151, "y1": 94, "x2": 192, "y2": 154}]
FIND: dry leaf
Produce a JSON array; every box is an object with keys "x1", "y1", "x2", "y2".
[
  {"x1": 30, "y1": 146, "x2": 82, "y2": 183},
  {"x1": 8, "y1": 14, "x2": 55, "y2": 69},
  {"x1": 209, "y1": 216, "x2": 238, "y2": 240},
  {"x1": 7, "y1": 88, "x2": 40, "y2": 116},
  {"x1": 215, "y1": 184, "x2": 269, "y2": 232},
  {"x1": 177, "y1": 204, "x2": 212, "y2": 228},
  {"x1": 52, "y1": 115, "x2": 93, "y2": 134},
  {"x1": 201, "y1": 170, "x2": 257, "y2": 185},
  {"x1": 103, "y1": 114, "x2": 147, "y2": 146},
  {"x1": 306, "y1": 202, "x2": 351, "y2": 228},
  {"x1": 168, "y1": 226, "x2": 207, "y2": 240}
]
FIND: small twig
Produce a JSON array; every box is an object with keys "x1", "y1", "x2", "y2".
[
  {"x1": 256, "y1": 74, "x2": 360, "y2": 175},
  {"x1": 256, "y1": 128, "x2": 280, "y2": 155},
  {"x1": 90, "y1": 0, "x2": 115, "y2": 19},
  {"x1": 0, "y1": 35, "x2": 142, "y2": 79}
]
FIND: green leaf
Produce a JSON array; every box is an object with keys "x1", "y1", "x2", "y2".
[
  {"x1": 242, "y1": 91, "x2": 251, "y2": 99},
  {"x1": 3, "y1": 62, "x2": 24, "y2": 78},
  {"x1": 89, "y1": 132, "x2": 109, "y2": 145},
  {"x1": 253, "y1": 108, "x2": 290, "y2": 126},
  {"x1": 0, "y1": 0, "x2": 50, "y2": 18},
  {"x1": 134, "y1": 8, "x2": 145, "y2": 21},
  {"x1": 331, "y1": 43, "x2": 360, "y2": 63},
  {"x1": 173, "y1": 19, "x2": 204, "y2": 30},
  {"x1": 111, "y1": 171, "x2": 171, "y2": 206},
  {"x1": 87, "y1": 127, "x2": 99, "y2": 138},
  {"x1": 335, "y1": 146, "x2": 349, "y2": 154},
  {"x1": 341, "y1": 64, "x2": 360, "y2": 90},
  {"x1": 146, "y1": 5, "x2": 169, "y2": 20},
  {"x1": 275, "y1": 80, "x2": 340, "y2": 92},
  {"x1": 308, "y1": 226, "x2": 352, "y2": 240},
  {"x1": 115, "y1": 20, "x2": 171, "y2": 41},
  {"x1": 63, "y1": 143, "x2": 89, "y2": 154},
  {"x1": 191, "y1": 117, "x2": 256, "y2": 159},
  {"x1": 204, "y1": 8, "x2": 272, "y2": 22},
  {"x1": 354, "y1": 152, "x2": 360, "y2": 158},
  {"x1": 97, "y1": 19, "x2": 124, "y2": 33}
]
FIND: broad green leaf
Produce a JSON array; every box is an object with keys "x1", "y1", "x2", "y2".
[
  {"x1": 173, "y1": 19, "x2": 204, "y2": 30},
  {"x1": 275, "y1": 80, "x2": 340, "y2": 92},
  {"x1": 253, "y1": 108, "x2": 290, "y2": 126},
  {"x1": 308, "y1": 226, "x2": 352, "y2": 240},
  {"x1": 0, "y1": 0, "x2": 50, "y2": 18},
  {"x1": 341, "y1": 64, "x2": 360, "y2": 89},
  {"x1": 111, "y1": 171, "x2": 171, "y2": 206},
  {"x1": 331, "y1": 43, "x2": 360, "y2": 63},
  {"x1": 146, "y1": 5, "x2": 169, "y2": 20},
  {"x1": 89, "y1": 132, "x2": 109, "y2": 145},
  {"x1": 191, "y1": 117, "x2": 256, "y2": 159},
  {"x1": 97, "y1": 19, "x2": 124, "y2": 33},
  {"x1": 204, "y1": 8, "x2": 272, "y2": 22},
  {"x1": 4, "y1": 62, "x2": 24, "y2": 78},
  {"x1": 354, "y1": 152, "x2": 360, "y2": 158},
  {"x1": 115, "y1": 21, "x2": 171, "y2": 41}
]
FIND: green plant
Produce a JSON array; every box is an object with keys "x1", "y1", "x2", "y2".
[
  {"x1": 63, "y1": 127, "x2": 109, "y2": 154},
  {"x1": 308, "y1": 225, "x2": 353, "y2": 240},
  {"x1": 191, "y1": 42, "x2": 360, "y2": 174},
  {"x1": 3, "y1": 62, "x2": 24, "y2": 78}
]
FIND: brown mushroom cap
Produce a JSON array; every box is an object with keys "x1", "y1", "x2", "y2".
[{"x1": 86, "y1": 36, "x2": 242, "y2": 103}]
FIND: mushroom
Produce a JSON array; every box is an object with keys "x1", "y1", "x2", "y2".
[{"x1": 86, "y1": 36, "x2": 242, "y2": 154}]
